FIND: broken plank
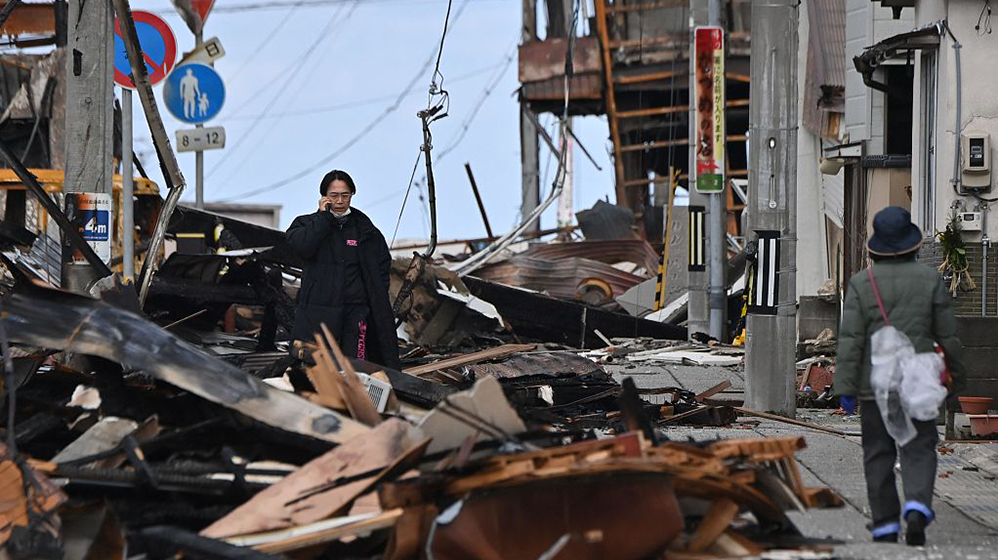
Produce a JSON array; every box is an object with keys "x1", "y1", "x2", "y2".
[
  {"x1": 658, "y1": 406, "x2": 714, "y2": 425},
  {"x1": 202, "y1": 419, "x2": 421, "y2": 539},
  {"x1": 237, "y1": 509, "x2": 404, "y2": 554},
  {"x1": 308, "y1": 335, "x2": 349, "y2": 411},
  {"x1": 695, "y1": 380, "x2": 732, "y2": 402},
  {"x1": 732, "y1": 407, "x2": 845, "y2": 437},
  {"x1": 687, "y1": 498, "x2": 740, "y2": 552},
  {"x1": 2, "y1": 282, "x2": 369, "y2": 445},
  {"x1": 321, "y1": 324, "x2": 382, "y2": 426},
  {"x1": 403, "y1": 344, "x2": 536, "y2": 377}
]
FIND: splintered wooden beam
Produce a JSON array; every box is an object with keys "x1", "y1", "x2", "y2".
[
  {"x1": 732, "y1": 408, "x2": 846, "y2": 437},
  {"x1": 320, "y1": 324, "x2": 383, "y2": 427},
  {"x1": 687, "y1": 498, "x2": 740, "y2": 552},
  {"x1": 403, "y1": 344, "x2": 537, "y2": 377}
]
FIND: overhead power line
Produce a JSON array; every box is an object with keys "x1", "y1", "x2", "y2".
[
  {"x1": 436, "y1": 45, "x2": 516, "y2": 161},
  {"x1": 206, "y1": 1, "x2": 358, "y2": 182},
  {"x1": 215, "y1": 0, "x2": 473, "y2": 203},
  {"x1": 223, "y1": 60, "x2": 509, "y2": 121}
]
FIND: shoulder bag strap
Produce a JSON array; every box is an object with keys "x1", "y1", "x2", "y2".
[{"x1": 866, "y1": 265, "x2": 890, "y2": 326}]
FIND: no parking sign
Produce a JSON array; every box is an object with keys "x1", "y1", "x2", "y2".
[{"x1": 113, "y1": 11, "x2": 178, "y2": 89}]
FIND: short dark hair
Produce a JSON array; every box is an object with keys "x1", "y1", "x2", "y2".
[{"x1": 319, "y1": 170, "x2": 356, "y2": 196}]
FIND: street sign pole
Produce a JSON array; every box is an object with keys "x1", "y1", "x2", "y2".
[
  {"x1": 122, "y1": 88, "x2": 135, "y2": 279},
  {"x1": 195, "y1": 28, "x2": 204, "y2": 210},
  {"x1": 707, "y1": 0, "x2": 726, "y2": 341}
]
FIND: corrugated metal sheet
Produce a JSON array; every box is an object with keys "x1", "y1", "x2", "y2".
[
  {"x1": 475, "y1": 256, "x2": 645, "y2": 301},
  {"x1": 803, "y1": 0, "x2": 846, "y2": 136},
  {"x1": 521, "y1": 239, "x2": 660, "y2": 276}
]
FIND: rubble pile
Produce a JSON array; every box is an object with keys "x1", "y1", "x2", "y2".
[{"x1": 0, "y1": 272, "x2": 845, "y2": 560}]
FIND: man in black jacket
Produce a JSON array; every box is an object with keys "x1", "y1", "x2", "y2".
[{"x1": 286, "y1": 170, "x2": 401, "y2": 370}]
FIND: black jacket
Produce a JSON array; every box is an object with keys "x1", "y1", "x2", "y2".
[{"x1": 286, "y1": 208, "x2": 401, "y2": 370}]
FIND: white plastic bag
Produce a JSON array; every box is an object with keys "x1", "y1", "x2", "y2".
[
  {"x1": 900, "y1": 351, "x2": 947, "y2": 421},
  {"x1": 870, "y1": 326, "x2": 917, "y2": 446}
]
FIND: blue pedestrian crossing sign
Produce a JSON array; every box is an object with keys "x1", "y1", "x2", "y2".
[{"x1": 164, "y1": 63, "x2": 225, "y2": 124}]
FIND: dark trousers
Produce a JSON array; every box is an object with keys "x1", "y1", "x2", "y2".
[
  {"x1": 861, "y1": 398, "x2": 938, "y2": 531},
  {"x1": 330, "y1": 304, "x2": 371, "y2": 361}
]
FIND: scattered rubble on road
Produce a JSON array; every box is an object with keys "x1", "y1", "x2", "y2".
[{"x1": 0, "y1": 228, "x2": 848, "y2": 558}]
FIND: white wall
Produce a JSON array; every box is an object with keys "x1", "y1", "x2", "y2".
[{"x1": 914, "y1": 0, "x2": 998, "y2": 239}]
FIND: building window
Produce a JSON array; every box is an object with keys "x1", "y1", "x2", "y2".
[
  {"x1": 884, "y1": 64, "x2": 914, "y2": 156},
  {"x1": 919, "y1": 51, "x2": 937, "y2": 232}
]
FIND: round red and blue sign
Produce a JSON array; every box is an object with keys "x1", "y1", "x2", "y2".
[{"x1": 113, "y1": 11, "x2": 178, "y2": 89}]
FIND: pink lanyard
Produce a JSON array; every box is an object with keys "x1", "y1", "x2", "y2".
[{"x1": 866, "y1": 265, "x2": 890, "y2": 326}]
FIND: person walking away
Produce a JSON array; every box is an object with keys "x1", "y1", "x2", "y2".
[
  {"x1": 836, "y1": 206, "x2": 966, "y2": 546},
  {"x1": 286, "y1": 170, "x2": 401, "y2": 371}
]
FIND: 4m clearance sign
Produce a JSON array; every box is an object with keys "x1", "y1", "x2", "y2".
[{"x1": 694, "y1": 27, "x2": 725, "y2": 194}]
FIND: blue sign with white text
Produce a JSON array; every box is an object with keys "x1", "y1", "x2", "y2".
[
  {"x1": 82, "y1": 209, "x2": 110, "y2": 243},
  {"x1": 164, "y1": 63, "x2": 225, "y2": 124}
]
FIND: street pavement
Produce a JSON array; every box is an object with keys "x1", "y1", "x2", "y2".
[{"x1": 605, "y1": 362, "x2": 998, "y2": 559}]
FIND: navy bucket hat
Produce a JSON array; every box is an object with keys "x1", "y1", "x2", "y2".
[{"x1": 867, "y1": 206, "x2": 923, "y2": 256}]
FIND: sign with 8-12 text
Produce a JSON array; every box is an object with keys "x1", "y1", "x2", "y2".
[
  {"x1": 176, "y1": 126, "x2": 226, "y2": 152},
  {"x1": 694, "y1": 26, "x2": 725, "y2": 194}
]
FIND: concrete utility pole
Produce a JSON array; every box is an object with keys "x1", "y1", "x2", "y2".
[
  {"x1": 744, "y1": 0, "x2": 799, "y2": 415},
  {"x1": 63, "y1": 0, "x2": 114, "y2": 293},
  {"x1": 520, "y1": 0, "x2": 540, "y2": 233},
  {"x1": 707, "y1": 0, "x2": 726, "y2": 341},
  {"x1": 687, "y1": 0, "x2": 709, "y2": 338}
]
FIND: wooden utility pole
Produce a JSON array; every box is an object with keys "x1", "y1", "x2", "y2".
[
  {"x1": 520, "y1": 0, "x2": 540, "y2": 233},
  {"x1": 63, "y1": 0, "x2": 114, "y2": 293}
]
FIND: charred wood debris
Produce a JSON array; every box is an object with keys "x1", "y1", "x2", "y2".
[{"x1": 0, "y1": 205, "x2": 846, "y2": 560}]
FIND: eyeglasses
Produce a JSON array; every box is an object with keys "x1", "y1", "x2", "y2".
[{"x1": 327, "y1": 193, "x2": 353, "y2": 200}]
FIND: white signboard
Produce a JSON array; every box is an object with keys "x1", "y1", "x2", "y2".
[
  {"x1": 179, "y1": 36, "x2": 226, "y2": 66},
  {"x1": 176, "y1": 126, "x2": 226, "y2": 152}
]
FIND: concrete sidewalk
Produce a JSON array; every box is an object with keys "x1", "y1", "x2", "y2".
[{"x1": 607, "y1": 362, "x2": 998, "y2": 559}]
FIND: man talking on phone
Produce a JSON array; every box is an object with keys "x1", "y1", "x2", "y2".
[{"x1": 286, "y1": 170, "x2": 401, "y2": 370}]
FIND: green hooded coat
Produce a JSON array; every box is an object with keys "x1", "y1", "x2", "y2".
[{"x1": 835, "y1": 259, "x2": 967, "y2": 398}]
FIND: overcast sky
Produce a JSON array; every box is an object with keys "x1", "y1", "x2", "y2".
[{"x1": 129, "y1": 0, "x2": 626, "y2": 245}]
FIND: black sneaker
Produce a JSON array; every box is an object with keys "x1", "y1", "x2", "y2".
[
  {"x1": 906, "y1": 511, "x2": 928, "y2": 546},
  {"x1": 873, "y1": 532, "x2": 898, "y2": 543}
]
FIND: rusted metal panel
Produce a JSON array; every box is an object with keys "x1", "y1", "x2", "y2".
[
  {"x1": 0, "y1": 3, "x2": 55, "y2": 37},
  {"x1": 518, "y1": 36, "x2": 601, "y2": 83},
  {"x1": 475, "y1": 255, "x2": 644, "y2": 300},
  {"x1": 521, "y1": 74, "x2": 602, "y2": 102},
  {"x1": 521, "y1": 239, "x2": 661, "y2": 274},
  {"x1": 427, "y1": 473, "x2": 683, "y2": 560}
]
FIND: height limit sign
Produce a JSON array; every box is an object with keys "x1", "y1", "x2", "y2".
[{"x1": 67, "y1": 193, "x2": 112, "y2": 264}]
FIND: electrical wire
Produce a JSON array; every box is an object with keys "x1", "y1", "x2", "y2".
[
  {"x1": 207, "y1": 1, "x2": 357, "y2": 181},
  {"x1": 391, "y1": 151, "x2": 424, "y2": 247},
  {"x1": 219, "y1": 0, "x2": 471, "y2": 203},
  {"x1": 436, "y1": 45, "x2": 516, "y2": 161},
  {"x1": 453, "y1": 0, "x2": 579, "y2": 276},
  {"x1": 225, "y1": 60, "x2": 509, "y2": 121},
  {"x1": 978, "y1": 0, "x2": 993, "y2": 36},
  {"x1": 225, "y1": 1, "x2": 304, "y2": 84}
]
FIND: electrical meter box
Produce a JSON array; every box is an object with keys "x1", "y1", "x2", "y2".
[
  {"x1": 961, "y1": 132, "x2": 992, "y2": 193},
  {"x1": 958, "y1": 211, "x2": 983, "y2": 232}
]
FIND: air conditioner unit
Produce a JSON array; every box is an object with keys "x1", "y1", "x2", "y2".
[{"x1": 353, "y1": 372, "x2": 391, "y2": 413}]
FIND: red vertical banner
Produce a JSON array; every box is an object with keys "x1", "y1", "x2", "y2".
[{"x1": 694, "y1": 26, "x2": 725, "y2": 194}]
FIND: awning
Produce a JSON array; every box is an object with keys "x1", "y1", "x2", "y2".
[{"x1": 853, "y1": 20, "x2": 943, "y2": 94}]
